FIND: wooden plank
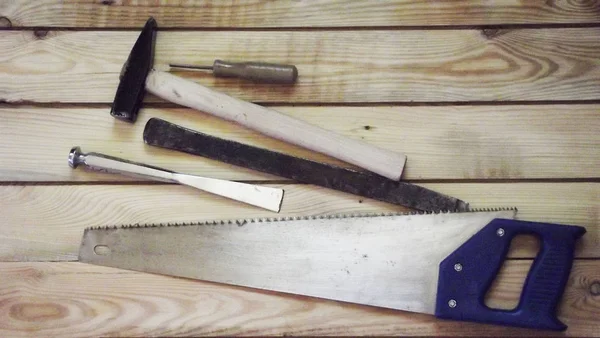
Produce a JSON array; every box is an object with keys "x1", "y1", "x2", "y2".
[
  {"x1": 1, "y1": 0, "x2": 599, "y2": 28},
  {"x1": 2, "y1": 29, "x2": 599, "y2": 103},
  {"x1": 1, "y1": 105, "x2": 599, "y2": 182},
  {"x1": 0, "y1": 261, "x2": 598, "y2": 337},
  {"x1": 0, "y1": 183, "x2": 596, "y2": 262}
]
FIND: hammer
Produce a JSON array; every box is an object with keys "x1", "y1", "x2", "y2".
[{"x1": 111, "y1": 18, "x2": 407, "y2": 181}]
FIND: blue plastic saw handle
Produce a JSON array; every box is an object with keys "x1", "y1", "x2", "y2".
[{"x1": 435, "y1": 218, "x2": 585, "y2": 331}]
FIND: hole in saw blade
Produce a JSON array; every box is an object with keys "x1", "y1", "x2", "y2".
[
  {"x1": 93, "y1": 245, "x2": 111, "y2": 256},
  {"x1": 484, "y1": 234, "x2": 541, "y2": 310}
]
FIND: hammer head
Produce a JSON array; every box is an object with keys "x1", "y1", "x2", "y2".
[{"x1": 110, "y1": 17, "x2": 157, "y2": 123}]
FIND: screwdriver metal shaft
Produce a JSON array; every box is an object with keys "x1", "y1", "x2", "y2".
[{"x1": 169, "y1": 59, "x2": 298, "y2": 84}]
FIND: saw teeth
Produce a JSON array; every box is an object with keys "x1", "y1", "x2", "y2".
[{"x1": 84, "y1": 207, "x2": 517, "y2": 231}]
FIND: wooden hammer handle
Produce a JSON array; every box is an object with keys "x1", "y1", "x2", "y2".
[{"x1": 145, "y1": 70, "x2": 407, "y2": 180}]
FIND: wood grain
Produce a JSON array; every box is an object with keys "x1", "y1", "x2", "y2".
[
  {"x1": 1, "y1": 0, "x2": 599, "y2": 28},
  {"x1": 0, "y1": 183, "x2": 597, "y2": 262},
  {"x1": 1, "y1": 105, "x2": 599, "y2": 182},
  {"x1": 2, "y1": 29, "x2": 599, "y2": 103},
  {"x1": 1, "y1": 2, "x2": 598, "y2": 335},
  {"x1": 0, "y1": 261, "x2": 598, "y2": 337}
]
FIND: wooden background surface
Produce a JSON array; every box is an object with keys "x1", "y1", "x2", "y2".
[{"x1": 1, "y1": 1, "x2": 599, "y2": 336}]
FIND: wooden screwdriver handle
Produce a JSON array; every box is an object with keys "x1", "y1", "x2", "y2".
[{"x1": 145, "y1": 70, "x2": 407, "y2": 180}]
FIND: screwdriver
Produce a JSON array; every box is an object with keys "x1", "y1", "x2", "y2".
[{"x1": 169, "y1": 59, "x2": 298, "y2": 84}]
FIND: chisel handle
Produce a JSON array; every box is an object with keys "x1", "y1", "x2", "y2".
[
  {"x1": 145, "y1": 70, "x2": 407, "y2": 181},
  {"x1": 68, "y1": 146, "x2": 176, "y2": 183}
]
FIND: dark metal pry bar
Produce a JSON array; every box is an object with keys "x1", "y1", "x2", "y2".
[{"x1": 143, "y1": 118, "x2": 470, "y2": 212}]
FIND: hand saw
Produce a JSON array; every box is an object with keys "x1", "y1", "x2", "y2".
[{"x1": 79, "y1": 209, "x2": 585, "y2": 331}]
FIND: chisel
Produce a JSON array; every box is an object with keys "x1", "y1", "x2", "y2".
[
  {"x1": 169, "y1": 60, "x2": 298, "y2": 84},
  {"x1": 67, "y1": 146, "x2": 284, "y2": 212}
]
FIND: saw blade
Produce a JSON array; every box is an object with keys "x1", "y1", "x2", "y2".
[{"x1": 79, "y1": 208, "x2": 516, "y2": 315}]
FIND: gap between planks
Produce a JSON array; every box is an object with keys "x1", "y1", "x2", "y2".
[
  {"x1": 1, "y1": 0, "x2": 600, "y2": 28},
  {"x1": 2, "y1": 178, "x2": 599, "y2": 186},
  {"x1": 4, "y1": 100, "x2": 600, "y2": 108},
  {"x1": 0, "y1": 182, "x2": 597, "y2": 262},
  {"x1": 4, "y1": 24, "x2": 600, "y2": 32}
]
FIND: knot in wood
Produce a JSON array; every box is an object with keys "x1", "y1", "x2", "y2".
[
  {"x1": 0, "y1": 16, "x2": 12, "y2": 28},
  {"x1": 481, "y1": 28, "x2": 508, "y2": 40},
  {"x1": 34, "y1": 30, "x2": 49, "y2": 39}
]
